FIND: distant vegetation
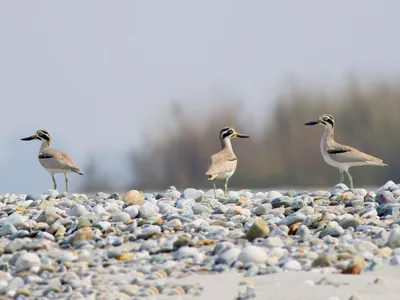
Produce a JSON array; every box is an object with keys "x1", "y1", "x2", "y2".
[{"x1": 81, "y1": 78, "x2": 400, "y2": 192}]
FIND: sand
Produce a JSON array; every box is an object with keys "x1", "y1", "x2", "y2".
[{"x1": 162, "y1": 266, "x2": 400, "y2": 300}]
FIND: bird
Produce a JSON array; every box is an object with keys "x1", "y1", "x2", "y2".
[
  {"x1": 206, "y1": 126, "x2": 250, "y2": 198},
  {"x1": 304, "y1": 114, "x2": 387, "y2": 189},
  {"x1": 21, "y1": 130, "x2": 83, "y2": 193}
]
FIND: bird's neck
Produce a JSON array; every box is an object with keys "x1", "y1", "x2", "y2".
[
  {"x1": 322, "y1": 126, "x2": 335, "y2": 145},
  {"x1": 221, "y1": 138, "x2": 233, "y2": 152},
  {"x1": 40, "y1": 140, "x2": 51, "y2": 152}
]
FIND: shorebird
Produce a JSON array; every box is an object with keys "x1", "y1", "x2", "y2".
[
  {"x1": 305, "y1": 114, "x2": 387, "y2": 189},
  {"x1": 21, "y1": 130, "x2": 83, "y2": 192},
  {"x1": 206, "y1": 126, "x2": 250, "y2": 198}
]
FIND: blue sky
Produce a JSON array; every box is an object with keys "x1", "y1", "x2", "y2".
[{"x1": 0, "y1": 1, "x2": 399, "y2": 194}]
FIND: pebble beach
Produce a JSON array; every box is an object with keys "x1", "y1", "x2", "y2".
[{"x1": 1, "y1": 182, "x2": 400, "y2": 299}]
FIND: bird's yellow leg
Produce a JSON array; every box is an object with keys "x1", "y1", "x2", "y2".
[
  {"x1": 51, "y1": 175, "x2": 57, "y2": 190},
  {"x1": 64, "y1": 173, "x2": 69, "y2": 193},
  {"x1": 213, "y1": 180, "x2": 217, "y2": 199},
  {"x1": 224, "y1": 178, "x2": 229, "y2": 197}
]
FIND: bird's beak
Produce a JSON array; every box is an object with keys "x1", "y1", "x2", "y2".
[
  {"x1": 304, "y1": 120, "x2": 321, "y2": 126},
  {"x1": 234, "y1": 132, "x2": 250, "y2": 138},
  {"x1": 21, "y1": 135, "x2": 38, "y2": 141}
]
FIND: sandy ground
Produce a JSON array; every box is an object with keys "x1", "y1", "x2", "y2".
[{"x1": 162, "y1": 266, "x2": 400, "y2": 300}]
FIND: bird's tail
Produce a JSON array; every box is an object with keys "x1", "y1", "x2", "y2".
[
  {"x1": 367, "y1": 159, "x2": 388, "y2": 167},
  {"x1": 74, "y1": 168, "x2": 84, "y2": 175}
]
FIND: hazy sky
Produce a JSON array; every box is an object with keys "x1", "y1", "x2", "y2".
[{"x1": 0, "y1": 1, "x2": 399, "y2": 194}]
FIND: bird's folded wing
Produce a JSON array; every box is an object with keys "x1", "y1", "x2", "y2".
[
  {"x1": 327, "y1": 144, "x2": 382, "y2": 164},
  {"x1": 41, "y1": 149, "x2": 80, "y2": 171},
  {"x1": 206, "y1": 152, "x2": 237, "y2": 175},
  {"x1": 59, "y1": 151, "x2": 81, "y2": 170}
]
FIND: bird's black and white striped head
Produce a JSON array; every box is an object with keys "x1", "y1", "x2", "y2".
[
  {"x1": 219, "y1": 126, "x2": 250, "y2": 145},
  {"x1": 319, "y1": 114, "x2": 335, "y2": 127},
  {"x1": 305, "y1": 114, "x2": 335, "y2": 128},
  {"x1": 21, "y1": 129, "x2": 52, "y2": 143},
  {"x1": 36, "y1": 130, "x2": 52, "y2": 141}
]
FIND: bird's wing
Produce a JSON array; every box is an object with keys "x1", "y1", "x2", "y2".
[
  {"x1": 40, "y1": 149, "x2": 83, "y2": 174},
  {"x1": 327, "y1": 143, "x2": 385, "y2": 165},
  {"x1": 206, "y1": 151, "x2": 237, "y2": 177}
]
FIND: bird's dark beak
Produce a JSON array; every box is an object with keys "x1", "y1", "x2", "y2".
[
  {"x1": 304, "y1": 120, "x2": 320, "y2": 126},
  {"x1": 235, "y1": 132, "x2": 250, "y2": 138},
  {"x1": 21, "y1": 135, "x2": 38, "y2": 141}
]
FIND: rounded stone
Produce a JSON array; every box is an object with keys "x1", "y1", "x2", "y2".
[
  {"x1": 267, "y1": 191, "x2": 283, "y2": 199},
  {"x1": 339, "y1": 217, "x2": 363, "y2": 229},
  {"x1": 387, "y1": 227, "x2": 400, "y2": 249},
  {"x1": 278, "y1": 212, "x2": 306, "y2": 227},
  {"x1": 282, "y1": 260, "x2": 302, "y2": 271},
  {"x1": 112, "y1": 212, "x2": 131, "y2": 224},
  {"x1": 138, "y1": 225, "x2": 161, "y2": 239},
  {"x1": 216, "y1": 247, "x2": 241, "y2": 265},
  {"x1": 183, "y1": 188, "x2": 203, "y2": 200},
  {"x1": 67, "y1": 204, "x2": 88, "y2": 217},
  {"x1": 15, "y1": 253, "x2": 41, "y2": 273},
  {"x1": 312, "y1": 254, "x2": 332, "y2": 268},
  {"x1": 123, "y1": 190, "x2": 144, "y2": 206},
  {"x1": 123, "y1": 206, "x2": 139, "y2": 219},
  {"x1": 0, "y1": 223, "x2": 17, "y2": 237},
  {"x1": 254, "y1": 204, "x2": 272, "y2": 216},
  {"x1": 237, "y1": 246, "x2": 268, "y2": 264},
  {"x1": 71, "y1": 227, "x2": 94, "y2": 246},
  {"x1": 139, "y1": 202, "x2": 160, "y2": 219},
  {"x1": 246, "y1": 219, "x2": 270, "y2": 241}
]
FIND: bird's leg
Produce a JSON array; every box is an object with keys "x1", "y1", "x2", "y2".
[
  {"x1": 339, "y1": 169, "x2": 344, "y2": 183},
  {"x1": 51, "y1": 175, "x2": 57, "y2": 190},
  {"x1": 213, "y1": 180, "x2": 217, "y2": 199},
  {"x1": 224, "y1": 178, "x2": 229, "y2": 197},
  {"x1": 345, "y1": 170, "x2": 353, "y2": 190},
  {"x1": 64, "y1": 173, "x2": 68, "y2": 193}
]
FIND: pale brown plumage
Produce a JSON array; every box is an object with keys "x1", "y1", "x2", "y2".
[
  {"x1": 326, "y1": 142, "x2": 387, "y2": 166},
  {"x1": 21, "y1": 129, "x2": 83, "y2": 192},
  {"x1": 305, "y1": 114, "x2": 387, "y2": 189},
  {"x1": 39, "y1": 148, "x2": 84, "y2": 175},
  {"x1": 205, "y1": 126, "x2": 249, "y2": 198},
  {"x1": 206, "y1": 148, "x2": 237, "y2": 180}
]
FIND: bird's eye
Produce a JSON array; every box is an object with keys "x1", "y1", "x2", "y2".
[
  {"x1": 228, "y1": 130, "x2": 233, "y2": 134},
  {"x1": 323, "y1": 117, "x2": 328, "y2": 121}
]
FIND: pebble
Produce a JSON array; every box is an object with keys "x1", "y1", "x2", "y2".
[
  {"x1": 238, "y1": 246, "x2": 268, "y2": 264},
  {"x1": 4, "y1": 212, "x2": 25, "y2": 227},
  {"x1": 387, "y1": 227, "x2": 400, "y2": 249},
  {"x1": 0, "y1": 223, "x2": 17, "y2": 237},
  {"x1": 112, "y1": 212, "x2": 131, "y2": 224},
  {"x1": 138, "y1": 225, "x2": 161, "y2": 239},
  {"x1": 123, "y1": 190, "x2": 144, "y2": 206},
  {"x1": 0, "y1": 185, "x2": 398, "y2": 298},
  {"x1": 216, "y1": 247, "x2": 241, "y2": 265},
  {"x1": 139, "y1": 202, "x2": 160, "y2": 219},
  {"x1": 67, "y1": 204, "x2": 88, "y2": 217},
  {"x1": 15, "y1": 253, "x2": 41, "y2": 273},
  {"x1": 183, "y1": 188, "x2": 203, "y2": 200},
  {"x1": 123, "y1": 206, "x2": 139, "y2": 219},
  {"x1": 71, "y1": 227, "x2": 94, "y2": 246},
  {"x1": 278, "y1": 212, "x2": 306, "y2": 226},
  {"x1": 6, "y1": 277, "x2": 24, "y2": 297},
  {"x1": 246, "y1": 219, "x2": 270, "y2": 241},
  {"x1": 282, "y1": 260, "x2": 302, "y2": 271}
]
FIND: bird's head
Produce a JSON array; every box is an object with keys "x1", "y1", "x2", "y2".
[
  {"x1": 219, "y1": 126, "x2": 250, "y2": 141},
  {"x1": 305, "y1": 114, "x2": 335, "y2": 128},
  {"x1": 21, "y1": 130, "x2": 52, "y2": 143}
]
